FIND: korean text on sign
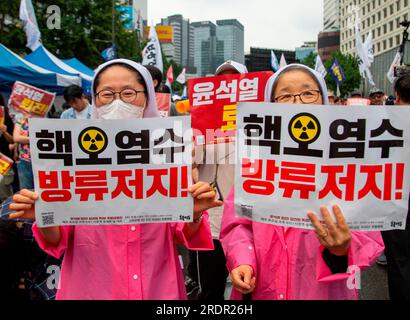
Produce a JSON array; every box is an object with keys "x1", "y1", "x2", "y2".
[
  {"x1": 235, "y1": 103, "x2": 410, "y2": 231},
  {"x1": 29, "y1": 117, "x2": 193, "y2": 227},
  {"x1": 8, "y1": 81, "x2": 56, "y2": 117},
  {"x1": 188, "y1": 72, "x2": 272, "y2": 145}
]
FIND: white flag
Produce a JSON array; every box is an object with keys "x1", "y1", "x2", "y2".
[
  {"x1": 176, "y1": 68, "x2": 186, "y2": 84},
  {"x1": 142, "y1": 23, "x2": 163, "y2": 73},
  {"x1": 271, "y1": 50, "x2": 279, "y2": 72},
  {"x1": 279, "y1": 54, "x2": 287, "y2": 69},
  {"x1": 364, "y1": 32, "x2": 374, "y2": 64},
  {"x1": 387, "y1": 51, "x2": 402, "y2": 84},
  {"x1": 355, "y1": 21, "x2": 375, "y2": 86},
  {"x1": 19, "y1": 0, "x2": 41, "y2": 51},
  {"x1": 314, "y1": 55, "x2": 327, "y2": 78}
]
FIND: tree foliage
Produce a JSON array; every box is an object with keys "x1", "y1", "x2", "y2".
[
  {"x1": 0, "y1": 0, "x2": 145, "y2": 68},
  {"x1": 301, "y1": 51, "x2": 362, "y2": 98}
]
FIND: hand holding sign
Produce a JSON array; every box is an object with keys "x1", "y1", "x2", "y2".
[
  {"x1": 307, "y1": 205, "x2": 352, "y2": 256},
  {"x1": 9, "y1": 189, "x2": 38, "y2": 221}
]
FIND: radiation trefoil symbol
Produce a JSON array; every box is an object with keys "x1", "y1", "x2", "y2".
[
  {"x1": 288, "y1": 113, "x2": 321, "y2": 144},
  {"x1": 78, "y1": 127, "x2": 108, "y2": 154}
]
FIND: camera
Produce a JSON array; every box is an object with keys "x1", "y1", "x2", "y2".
[
  {"x1": 400, "y1": 20, "x2": 409, "y2": 29},
  {"x1": 394, "y1": 65, "x2": 410, "y2": 78}
]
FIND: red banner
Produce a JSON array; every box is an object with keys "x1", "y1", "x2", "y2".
[
  {"x1": 8, "y1": 81, "x2": 56, "y2": 117},
  {"x1": 188, "y1": 71, "x2": 273, "y2": 145}
]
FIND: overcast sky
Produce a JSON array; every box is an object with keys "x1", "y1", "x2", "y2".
[{"x1": 148, "y1": 0, "x2": 324, "y2": 53}]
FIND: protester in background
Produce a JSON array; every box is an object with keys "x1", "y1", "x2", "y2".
[
  {"x1": 0, "y1": 95, "x2": 23, "y2": 301},
  {"x1": 381, "y1": 74, "x2": 410, "y2": 300},
  {"x1": 220, "y1": 64, "x2": 384, "y2": 300},
  {"x1": 186, "y1": 60, "x2": 248, "y2": 300},
  {"x1": 334, "y1": 96, "x2": 341, "y2": 104},
  {"x1": 385, "y1": 95, "x2": 396, "y2": 105},
  {"x1": 11, "y1": 103, "x2": 60, "y2": 300},
  {"x1": 62, "y1": 102, "x2": 71, "y2": 111},
  {"x1": 60, "y1": 85, "x2": 92, "y2": 119},
  {"x1": 215, "y1": 60, "x2": 248, "y2": 75},
  {"x1": 340, "y1": 98, "x2": 348, "y2": 105},
  {"x1": 350, "y1": 90, "x2": 362, "y2": 98},
  {"x1": 369, "y1": 87, "x2": 385, "y2": 106},
  {"x1": 394, "y1": 75, "x2": 410, "y2": 106},
  {"x1": 144, "y1": 65, "x2": 163, "y2": 92},
  {"x1": 0, "y1": 94, "x2": 15, "y2": 201},
  {"x1": 9, "y1": 59, "x2": 223, "y2": 300},
  {"x1": 13, "y1": 113, "x2": 33, "y2": 190},
  {"x1": 161, "y1": 84, "x2": 171, "y2": 94},
  {"x1": 328, "y1": 90, "x2": 337, "y2": 105}
]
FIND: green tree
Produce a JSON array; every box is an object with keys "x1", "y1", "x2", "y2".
[
  {"x1": 0, "y1": 0, "x2": 27, "y2": 52},
  {"x1": 301, "y1": 51, "x2": 361, "y2": 98},
  {"x1": 300, "y1": 52, "x2": 316, "y2": 69},
  {"x1": 324, "y1": 51, "x2": 361, "y2": 98},
  {"x1": 162, "y1": 53, "x2": 184, "y2": 94},
  {"x1": 1, "y1": 0, "x2": 144, "y2": 68}
]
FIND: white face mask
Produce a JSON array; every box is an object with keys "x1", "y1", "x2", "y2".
[{"x1": 95, "y1": 99, "x2": 145, "y2": 120}]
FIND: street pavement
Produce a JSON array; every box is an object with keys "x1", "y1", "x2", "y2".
[{"x1": 360, "y1": 263, "x2": 390, "y2": 300}]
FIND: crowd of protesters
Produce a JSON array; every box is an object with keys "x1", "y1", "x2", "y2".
[{"x1": 1, "y1": 58, "x2": 410, "y2": 300}]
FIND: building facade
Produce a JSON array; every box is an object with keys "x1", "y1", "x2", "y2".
[
  {"x1": 296, "y1": 41, "x2": 317, "y2": 61},
  {"x1": 160, "y1": 15, "x2": 196, "y2": 73},
  {"x1": 216, "y1": 19, "x2": 245, "y2": 65},
  {"x1": 120, "y1": 0, "x2": 147, "y2": 31},
  {"x1": 132, "y1": 0, "x2": 147, "y2": 21},
  {"x1": 318, "y1": 30, "x2": 341, "y2": 61},
  {"x1": 245, "y1": 47, "x2": 297, "y2": 72},
  {"x1": 192, "y1": 21, "x2": 217, "y2": 76},
  {"x1": 340, "y1": 0, "x2": 409, "y2": 56},
  {"x1": 318, "y1": 0, "x2": 341, "y2": 61},
  {"x1": 324, "y1": 0, "x2": 341, "y2": 30},
  {"x1": 340, "y1": 0, "x2": 409, "y2": 93},
  {"x1": 191, "y1": 19, "x2": 245, "y2": 76}
]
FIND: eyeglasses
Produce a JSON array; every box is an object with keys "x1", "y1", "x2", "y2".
[
  {"x1": 95, "y1": 89, "x2": 145, "y2": 104},
  {"x1": 274, "y1": 89, "x2": 321, "y2": 104}
]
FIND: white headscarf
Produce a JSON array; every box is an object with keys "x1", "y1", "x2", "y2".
[
  {"x1": 91, "y1": 59, "x2": 160, "y2": 119},
  {"x1": 264, "y1": 63, "x2": 329, "y2": 105}
]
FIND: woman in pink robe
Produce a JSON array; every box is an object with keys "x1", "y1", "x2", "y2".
[
  {"x1": 220, "y1": 64, "x2": 385, "y2": 300},
  {"x1": 9, "y1": 59, "x2": 223, "y2": 300}
]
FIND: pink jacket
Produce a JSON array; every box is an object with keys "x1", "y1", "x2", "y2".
[
  {"x1": 220, "y1": 189, "x2": 384, "y2": 300},
  {"x1": 32, "y1": 216, "x2": 213, "y2": 300}
]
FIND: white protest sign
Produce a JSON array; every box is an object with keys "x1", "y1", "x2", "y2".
[
  {"x1": 30, "y1": 117, "x2": 193, "y2": 227},
  {"x1": 235, "y1": 102, "x2": 410, "y2": 231}
]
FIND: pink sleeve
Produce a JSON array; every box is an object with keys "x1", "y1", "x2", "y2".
[
  {"x1": 316, "y1": 231, "x2": 384, "y2": 282},
  {"x1": 220, "y1": 188, "x2": 257, "y2": 275},
  {"x1": 32, "y1": 223, "x2": 74, "y2": 259},
  {"x1": 174, "y1": 212, "x2": 214, "y2": 251}
]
